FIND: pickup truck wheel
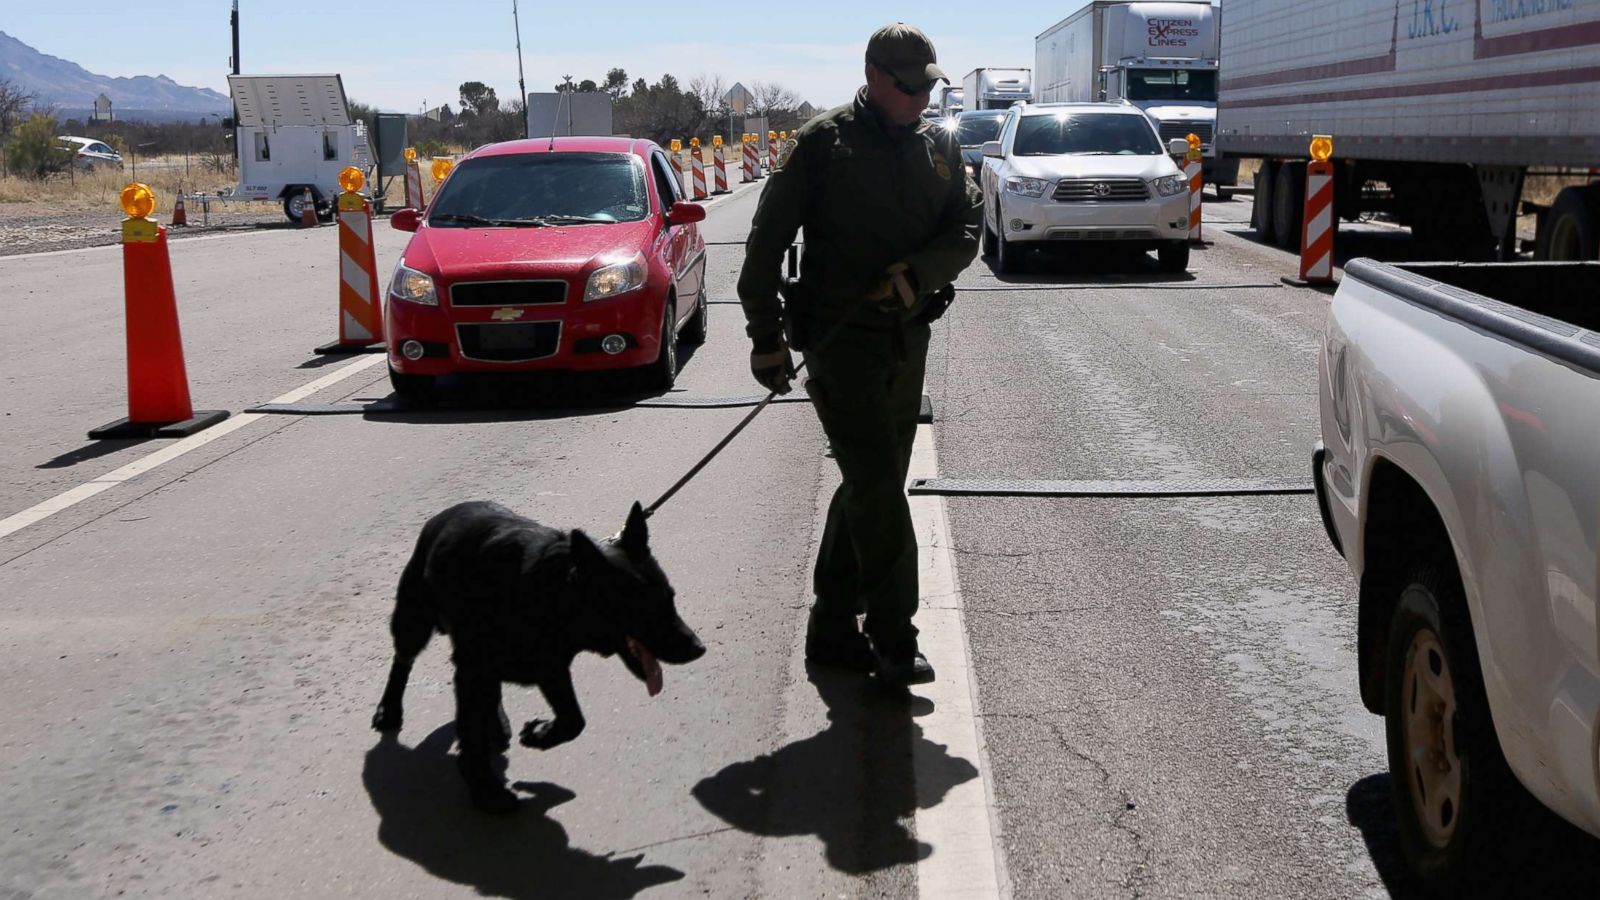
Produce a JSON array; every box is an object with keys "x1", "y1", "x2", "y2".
[
  {"x1": 982, "y1": 217, "x2": 998, "y2": 259},
  {"x1": 1252, "y1": 160, "x2": 1278, "y2": 244},
  {"x1": 388, "y1": 365, "x2": 435, "y2": 405},
  {"x1": 996, "y1": 212, "x2": 1024, "y2": 275},
  {"x1": 1384, "y1": 558, "x2": 1532, "y2": 893}
]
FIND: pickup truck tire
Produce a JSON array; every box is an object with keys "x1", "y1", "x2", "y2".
[
  {"x1": 1253, "y1": 160, "x2": 1279, "y2": 245},
  {"x1": 982, "y1": 217, "x2": 998, "y2": 259},
  {"x1": 995, "y1": 210, "x2": 1024, "y2": 275},
  {"x1": 1272, "y1": 162, "x2": 1306, "y2": 251},
  {"x1": 1384, "y1": 558, "x2": 1532, "y2": 893},
  {"x1": 1157, "y1": 241, "x2": 1190, "y2": 273},
  {"x1": 388, "y1": 365, "x2": 435, "y2": 405}
]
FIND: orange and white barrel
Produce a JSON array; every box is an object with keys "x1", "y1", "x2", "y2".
[
  {"x1": 1300, "y1": 160, "x2": 1336, "y2": 283},
  {"x1": 335, "y1": 192, "x2": 383, "y2": 347},
  {"x1": 1185, "y1": 152, "x2": 1204, "y2": 244},
  {"x1": 690, "y1": 142, "x2": 708, "y2": 200}
]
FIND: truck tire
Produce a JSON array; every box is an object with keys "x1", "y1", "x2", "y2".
[
  {"x1": 995, "y1": 207, "x2": 1024, "y2": 274},
  {"x1": 283, "y1": 189, "x2": 314, "y2": 224},
  {"x1": 982, "y1": 217, "x2": 998, "y2": 259},
  {"x1": 1536, "y1": 185, "x2": 1600, "y2": 261},
  {"x1": 1157, "y1": 241, "x2": 1190, "y2": 273},
  {"x1": 1272, "y1": 162, "x2": 1306, "y2": 251},
  {"x1": 1383, "y1": 555, "x2": 1538, "y2": 894},
  {"x1": 1253, "y1": 160, "x2": 1279, "y2": 245}
]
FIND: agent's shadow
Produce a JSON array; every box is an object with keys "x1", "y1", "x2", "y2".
[
  {"x1": 363, "y1": 726, "x2": 684, "y2": 899},
  {"x1": 691, "y1": 664, "x2": 979, "y2": 874}
]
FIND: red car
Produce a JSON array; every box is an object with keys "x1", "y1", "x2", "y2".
[{"x1": 385, "y1": 137, "x2": 708, "y2": 400}]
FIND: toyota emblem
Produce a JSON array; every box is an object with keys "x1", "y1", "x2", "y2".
[{"x1": 1093, "y1": 182, "x2": 1112, "y2": 197}]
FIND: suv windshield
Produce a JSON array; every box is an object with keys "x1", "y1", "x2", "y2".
[
  {"x1": 1013, "y1": 114, "x2": 1161, "y2": 156},
  {"x1": 428, "y1": 152, "x2": 647, "y2": 226},
  {"x1": 1124, "y1": 69, "x2": 1218, "y2": 102},
  {"x1": 955, "y1": 115, "x2": 1006, "y2": 147}
]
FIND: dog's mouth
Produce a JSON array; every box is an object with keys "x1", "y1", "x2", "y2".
[{"x1": 625, "y1": 637, "x2": 663, "y2": 697}]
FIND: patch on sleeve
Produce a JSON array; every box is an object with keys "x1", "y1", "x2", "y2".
[{"x1": 932, "y1": 154, "x2": 951, "y2": 180}]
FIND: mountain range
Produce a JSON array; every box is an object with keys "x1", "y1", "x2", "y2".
[{"x1": 0, "y1": 31, "x2": 230, "y2": 117}]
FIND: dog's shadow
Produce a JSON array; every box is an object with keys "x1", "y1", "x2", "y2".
[
  {"x1": 691, "y1": 664, "x2": 979, "y2": 874},
  {"x1": 363, "y1": 726, "x2": 684, "y2": 899}
]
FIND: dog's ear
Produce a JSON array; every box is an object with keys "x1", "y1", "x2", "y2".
[
  {"x1": 619, "y1": 501, "x2": 649, "y2": 553},
  {"x1": 569, "y1": 529, "x2": 607, "y2": 573}
]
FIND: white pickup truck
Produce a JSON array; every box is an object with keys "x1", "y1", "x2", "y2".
[{"x1": 1315, "y1": 258, "x2": 1600, "y2": 889}]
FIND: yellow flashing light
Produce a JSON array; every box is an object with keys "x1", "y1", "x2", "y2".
[
  {"x1": 671, "y1": 139, "x2": 682, "y2": 152},
  {"x1": 1310, "y1": 134, "x2": 1334, "y2": 163},
  {"x1": 120, "y1": 182, "x2": 155, "y2": 219},
  {"x1": 431, "y1": 158, "x2": 454, "y2": 182},
  {"x1": 690, "y1": 137, "x2": 700, "y2": 148},
  {"x1": 713, "y1": 135, "x2": 723, "y2": 147},
  {"x1": 767, "y1": 131, "x2": 776, "y2": 140},
  {"x1": 404, "y1": 147, "x2": 417, "y2": 163},
  {"x1": 1186, "y1": 133, "x2": 1202, "y2": 151},
  {"x1": 338, "y1": 166, "x2": 365, "y2": 193}
]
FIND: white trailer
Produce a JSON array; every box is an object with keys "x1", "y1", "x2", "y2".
[
  {"x1": 961, "y1": 68, "x2": 1033, "y2": 110},
  {"x1": 227, "y1": 74, "x2": 373, "y2": 223},
  {"x1": 1036, "y1": 1, "x2": 1238, "y2": 193},
  {"x1": 938, "y1": 86, "x2": 965, "y2": 117},
  {"x1": 1218, "y1": 0, "x2": 1600, "y2": 260}
]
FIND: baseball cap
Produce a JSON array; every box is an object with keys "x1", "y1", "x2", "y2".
[{"x1": 865, "y1": 23, "x2": 947, "y2": 88}]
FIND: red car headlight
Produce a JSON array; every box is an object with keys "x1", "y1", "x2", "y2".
[{"x1": 584, "y1": 252, "x2": 647, "y2": 302}]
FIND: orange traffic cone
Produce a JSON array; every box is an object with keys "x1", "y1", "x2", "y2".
[
  {"x1": 300, "y1": 186, "x2": 319, "y2": 228},
  {"x1": 89, "y1": 183, "x2": 229, "y2": 439},
  {"x1": 170, "y1": 192, "x2": 187, "y2": 227}
]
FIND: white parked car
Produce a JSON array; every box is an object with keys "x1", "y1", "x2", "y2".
[
  {"x1": 977, "y1": 102, "x2": 1193, "y2": 274},
  {"x1": 58, "y1": 136, "x2": 124, "y2": 170}
]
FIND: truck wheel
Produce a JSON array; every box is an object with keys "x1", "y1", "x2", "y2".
[
  {"x1": 388, "y1": 365, "x2": 435, "y2": 404},
  {"x1": 1272, "y1": 162, "x2": 1306, "y2": 251},
  {"x1": 283, "y1": 190, "x2": 312, "y2": 224},
  {"x1": 996, "y1": 210, "x2": 1024, "y2": 274},
  {"x1": 1384, "y1": 556, "x2": 1535, "y2": 893},
  {"x1": 1157, "y1": 241, "x2": 1190, "y2": 273},
  {"x1": 1253, "y1": 160, "x2": 1279, "y2": 245},
  {"x1": 982, "y1": 217, "x2": 998, "y2": 259},
  {"x1": 1536, "y1": 185, "x2": 1600, "y2": 261}
]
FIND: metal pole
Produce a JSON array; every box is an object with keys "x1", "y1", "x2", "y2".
[
  {"x1": 512, "y1": 0, "x2": 529, "y2": 139},
  {"x1": 230, "y1": 0, "x2": 241, "y2": 171}
]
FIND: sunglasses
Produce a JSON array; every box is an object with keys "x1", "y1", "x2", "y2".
[{"x1": 869, "y1": 57, "x2": 939, "y2": 97}]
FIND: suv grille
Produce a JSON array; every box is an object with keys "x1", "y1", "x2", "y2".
[
  {"x1": 450, "y1": 280, "x2": 567, "y2": 307},
  {"x1": 1158, "y1": 121, "x2": 1213, "y2": 146},
  {"x1": 1054, "y1": 178, "x2": 1150, "y2": 202}
]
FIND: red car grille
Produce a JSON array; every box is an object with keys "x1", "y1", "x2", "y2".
[{"x1": 456, "y1": 322, "x2": 562, "y2": 362}]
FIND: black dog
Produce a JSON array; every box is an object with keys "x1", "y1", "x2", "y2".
[{"x1": 371, "y1": 500, "x2": 705, "y2": 812}]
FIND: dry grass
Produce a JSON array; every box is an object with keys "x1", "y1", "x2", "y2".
[{"x1": 0, "y1": 156, "x2": 239, "y2": 215}]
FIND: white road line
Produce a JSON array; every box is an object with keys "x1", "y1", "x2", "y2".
[
  {"x1": 909, "y1": 420, "x2": 1009, "y2": 900},
  {"x1": 0, "y1": 225, "x2": 312, "y2": 263},
  {"x1": 0, "y1": 353, "x2": 387, "y2": 541}
]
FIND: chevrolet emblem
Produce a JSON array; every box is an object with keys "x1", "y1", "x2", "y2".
[{"x1": 490, "y1": 308, "x2": 525, "y2": 321}]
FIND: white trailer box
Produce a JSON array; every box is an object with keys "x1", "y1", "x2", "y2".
[
  {"x1": 1218, "y1": 0, "x2": 1600, "y2": 260},
  {"x1": 527, "y1": 92, "x2": 615, "y2": 138},
  {"x1": 1036, "y1": 1, "x2": 1235, "y2": 188},
  {"x1": 938, "y1": 86, "x2": 965, "y2": 117},
  {"x1": 962, "y1": 68, "x2": 1033, "y2": 110},
  {"x1": 227, "y1": 74, "x2": 373, "y2": 223}
]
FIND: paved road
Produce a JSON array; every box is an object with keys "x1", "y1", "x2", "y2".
[{"x1": 3, "y1": 174, "x2": 1597, "y2": 899}]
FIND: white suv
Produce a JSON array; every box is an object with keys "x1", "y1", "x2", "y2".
[{"x1": 978, "y1": 102, "x2": 1193, "y2": 274}]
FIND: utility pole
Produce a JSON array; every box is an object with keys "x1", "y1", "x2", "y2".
[
  {"x1": 512, "y1": 0, "x2": 529, "y2": 139},
  {"x1": 229, "y1": 0, "x2": 241, "y2": 169}
]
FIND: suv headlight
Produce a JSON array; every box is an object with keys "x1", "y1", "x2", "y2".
[
  {"x1": 1153, "y1": 174, "x2": 1189, "y2": 197},
  {"x1": 390, "y1": 261, "x2": 437, "y2": 305},
  {"x1": 584, "y1": 252, "x2": 647, "y2": 301},
  {"x1": 1004, "y1": 176, "x2": 1048, "y2": 198}
]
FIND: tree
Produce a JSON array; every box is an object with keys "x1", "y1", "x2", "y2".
[
  {"x1": 458, "y1": 81, "x2": 499, "y2": 117},
  {"x1": 5, "y1": 112, "x2": 66, "y2": 179},
  {"x1": 0, "y1": 78, "x2": 35, "y2": 142},
  {"x1": 603, "y1": 68, "x2": 629, "y2": 100}
]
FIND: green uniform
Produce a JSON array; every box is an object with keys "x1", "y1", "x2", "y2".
[{"x1": 738, "y1": 88, "x2": 982, "y2": 655}]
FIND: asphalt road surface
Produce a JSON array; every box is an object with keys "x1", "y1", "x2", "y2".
[{"x1": 3, "y1": 173, "x2": 1598, "y2": 899}]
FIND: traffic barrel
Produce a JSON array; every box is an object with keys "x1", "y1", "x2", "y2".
[
  {"x1": 88, "y1": 183, "x2": 228, "y2": 439},
  {"x1": 314, "y1": 167, "x2": 385, "y2": 355},
  {"x1": 170, "y1": 192, "x2": 187, "y2": 227},
  {"x1": 767, "y1": 131, "x2": 777, "y2": 171},
  {"x1": 712, "y1": 135, "x2": 730, "y2": 194},
  {"x1": 742, "y1": 135, "x2": 757, "y2": 182},
  {"x1": 690, "y1": 138, "x2": 708, "y2": 200},
  {"x1": 403, "y1": 147, "x2": 425, "y2": 209},
  {"x1": 300, "y1": 185, "x2": 319, "y2": 228},
  {"x1": 1185, "y1": 133, "x2": 1204, "y2": 245},
  {"x1": 1298, "y1": 135, "x2": 1336, "y2": 284},
  {"x1": 669, "y1": 139, "x2": 687, "y2": 196}
]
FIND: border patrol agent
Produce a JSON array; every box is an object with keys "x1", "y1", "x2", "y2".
[{"x1": 738, "y1": 22, "x2": 982, "y2": 687}]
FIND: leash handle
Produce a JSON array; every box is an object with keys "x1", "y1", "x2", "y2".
[{"x1": 643, "y1": 359, "x2": 811, "y2": 518}]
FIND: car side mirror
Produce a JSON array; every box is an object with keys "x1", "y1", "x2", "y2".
[
  {"x1": 391, "y1": 208, "x2": 421, "y2": 232},
  {"x1": 667, "y1": 201, "x2": 706, "y2": 225},
  {"x1": 1167, "y1": 138, "x2": 1190, "y2": 157},
  {"x1": 981, "y1": 141, "x2": 1003, "y2": 159}
]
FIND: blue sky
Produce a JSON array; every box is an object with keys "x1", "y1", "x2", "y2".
[{"x1": 7, "y1": 1, "x2": 1213, "y2": 113}]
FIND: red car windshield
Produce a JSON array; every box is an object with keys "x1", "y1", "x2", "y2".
[{"x1": 428, "y1": 152, "x2": 648, "y2": 226}]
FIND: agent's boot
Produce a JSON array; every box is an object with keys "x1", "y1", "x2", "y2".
[
  {"x1": 804, "y1": 608, "x2": 877, "y2": 673},
  {"x1": 874, "y1": 644, "x2": 935, "y2": 687}
]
